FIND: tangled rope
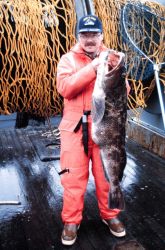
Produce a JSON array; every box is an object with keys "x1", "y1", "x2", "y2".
[
  {"x1": 0, "y1": 0, "x2": 76, "y2": 116},
  {"x1": 0, "y1": 0, "x2": 164, "y2": 116},
  {"x1": 93, "y1": 0, "x2": 165, "y2": 110}
]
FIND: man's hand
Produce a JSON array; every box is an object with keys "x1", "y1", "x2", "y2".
[
  {"x1": 91, "y1": 51, "x2": 124, "y2": 72},
  {"x1": 91, "y1": 57, "x2": 100, "y2": 72}
]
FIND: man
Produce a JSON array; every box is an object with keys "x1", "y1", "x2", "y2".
[{"x1": 57, "y1": 14, "x2": 130, "y2": 246}]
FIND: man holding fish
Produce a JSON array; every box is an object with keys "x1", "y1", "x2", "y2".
[{"x1": 57, "y1": 14, "x2": 130, "y2": 246}]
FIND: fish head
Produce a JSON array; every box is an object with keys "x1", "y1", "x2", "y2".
[
  {"x1": 108, "y1": 50, "x2": 125, "y2": 70},
  {"x1": 103, "y1": 50, "x2": 126, "y2": 92}
]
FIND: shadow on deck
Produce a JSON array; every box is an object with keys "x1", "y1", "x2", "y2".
[{"x1": 0, "y1": 120, "x2": 164, "y2": 250}]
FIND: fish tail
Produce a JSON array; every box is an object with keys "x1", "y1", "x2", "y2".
[{"x1": 108, "y1": 187, "x2": 125, "y2": 210}]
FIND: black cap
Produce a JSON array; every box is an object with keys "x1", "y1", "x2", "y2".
[{"x1": 78, "y1": 15, "x2": 102, "y2": 33}]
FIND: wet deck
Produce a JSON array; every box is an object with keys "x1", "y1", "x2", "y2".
[{"x1": 0, "y1": 119, "x2": 165, "y2": 250}]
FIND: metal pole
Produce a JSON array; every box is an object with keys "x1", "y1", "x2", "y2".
[
  {"x1": 153, "y1": 64, "x2": 165, "y2": 130},
  {"x1": 0, "y1": 200, "x2": 21, "y2": 205}
]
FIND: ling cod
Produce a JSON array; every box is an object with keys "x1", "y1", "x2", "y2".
[{"x1": 91, "y1": 50, "x2": 127, "y2": 210}]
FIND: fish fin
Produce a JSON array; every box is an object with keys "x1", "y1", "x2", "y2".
[
  {"x1": 92, "y1": 97, "x2": 105, "y2": 124},
  {"x1": 118, "y1": 150, "x2": 127, "y2": 182},
  {"x1": 118, "y1": 163, "x2": 126, "y2": 182},
  {"x1": 108, "y1": 187, "x2": 125, "y2": 210}
]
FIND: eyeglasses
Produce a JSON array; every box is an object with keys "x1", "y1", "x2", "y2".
[{"x1": 79, "y1": 33, "x2": 101, "y2": 40}]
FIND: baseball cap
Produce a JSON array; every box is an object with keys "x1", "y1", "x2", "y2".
[{"x1": 78, "y1": 15, "x2": 103, "y2": 33}]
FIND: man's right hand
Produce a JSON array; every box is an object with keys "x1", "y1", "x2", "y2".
[{"x1": 91, "y1": 57, "x2": 100, "y2": 72}]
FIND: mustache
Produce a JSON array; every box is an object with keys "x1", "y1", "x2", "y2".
[{"x1": 84, "y1": 42, "x2": 96, "y2": 46}]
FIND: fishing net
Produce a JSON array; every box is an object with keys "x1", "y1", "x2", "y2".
[
  {"x1": 0, "y1": 0, "x2": 164, "y2": 116},
  {"x1": 0, "y1": 0, "x2": 76, "y2": 116},
  {"x1": 93, "y1": 0, "x2": 165, "y2": 110}
]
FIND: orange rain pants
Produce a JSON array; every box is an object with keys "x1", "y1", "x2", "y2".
[{"x1": 60, "y1": 118, "x2": 120, "y2": 224}]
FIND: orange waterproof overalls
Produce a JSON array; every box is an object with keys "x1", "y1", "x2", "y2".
[{"x1": 57, "y1": 43, "x2": 129, "y2": 224}]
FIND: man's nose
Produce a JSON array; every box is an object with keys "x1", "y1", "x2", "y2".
[{"x1": 86, "y1": 35, "x2": 93, "y2": 40}]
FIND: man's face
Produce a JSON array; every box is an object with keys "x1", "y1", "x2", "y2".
[{"x1": 78, "y1": 32, "x2": 103, "y2": 54}]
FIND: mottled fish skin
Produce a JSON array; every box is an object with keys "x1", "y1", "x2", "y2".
[{"x1": 91, "y1": 50, "x2": 127, "y2": 210}]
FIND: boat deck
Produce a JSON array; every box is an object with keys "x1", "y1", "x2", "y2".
[{"x1": 0, "y1": 119, "x2": 165, "y2": 250}]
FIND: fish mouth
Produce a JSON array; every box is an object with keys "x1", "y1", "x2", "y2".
[{"x1": 106, "y1": 51, "x2": 125, "y2": 76}]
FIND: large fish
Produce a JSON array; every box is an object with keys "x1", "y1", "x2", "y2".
[{"x1": 91, "y1": 50, "x2": 127, "y2": 210}]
